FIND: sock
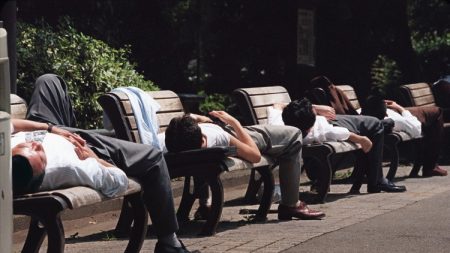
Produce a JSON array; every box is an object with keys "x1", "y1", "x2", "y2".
[{"x1": 158, "y1": 233, "x2": 182, "y2": 248}]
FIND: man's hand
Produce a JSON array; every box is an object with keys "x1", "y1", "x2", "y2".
[
  {"x1": 190, "y1": 114, "x2": 213, "y2": 123},
  {"x1": 273, "y1": 103, "x2": 287, "y2": 110},
  {"x1": 52, "y1": 126, "x2": 86, "y2": 147},
  {"x1": 313, "y1": 104, "x2": 336, "y2": 120},
  {"x1": 209, "y1": 111, "x2": 238, "y2": 126},
  {"x1": 385, "y1": 100, "x2": 404, "y2": 113},
  {"x1": 73, "y1": 139, "x2": 98, "y2": 160}
]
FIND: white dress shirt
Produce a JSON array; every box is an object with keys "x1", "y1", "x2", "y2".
[
  {"x1": 11, "y1": 131, "x2": 128, "y2": 197},
  {"x1": 266, "y1": 106, "x2": 350, "y2": 145}
]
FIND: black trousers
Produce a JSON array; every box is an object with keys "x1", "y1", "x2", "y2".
[
  {"x1": 335, "y1": 114, "x2": 385, "y2": 187},
  {"x1": 27, "y1": 74, "x2": 179, "y2": 237}
]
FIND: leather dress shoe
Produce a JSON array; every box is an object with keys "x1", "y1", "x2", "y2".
[
  {"x1": 278, "y1": 202, "x2": 325, "y2": 220},
  {"x1": 155, "y1": 239, "x2": 201, "y2": 253},
  {"x1": 423, "y1": 166, "x2": 448, "y2": 177},
  {"x1": 367, "y1": 181, "x2": 406, "y2": 193}
]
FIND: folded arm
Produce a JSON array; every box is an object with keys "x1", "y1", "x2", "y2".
[{"x1": 209, "y1": 111, "x2": 261, "y2": 163}]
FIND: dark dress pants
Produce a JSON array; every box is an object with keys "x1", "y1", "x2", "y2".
[{"x1": 335, "y1": 115, "x2": 385, "y2": 187}]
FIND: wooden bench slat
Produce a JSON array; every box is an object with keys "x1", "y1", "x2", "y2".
[
  {"x1": 240, "y1": 86, "x2": 288, "y2": 95},
  {"x1": 413, "y1": 95, "x2": 435, "y2": 107},
  {"x1": 404, "y1": 82, "x2": 430, "y2": 90},
  {"x1": 249, "y1": 93, "x2": 291, "y2": 107}
]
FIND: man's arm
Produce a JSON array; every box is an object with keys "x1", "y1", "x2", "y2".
[
  {"x1": 312, "y1": 104, "x2": 336, "y2": 120},
  {"x1": 347, "y1": 133, "x2": 372, "y2": 153},
  {"x1": 209, "y1": 111, "x2": 261, "y2": 163},
  {"x1": 12, "y1": 118, "x2": 86, "y2": 146},
  {"x1": 385, "y1": 100, "x2": 405, "y2": 114}
]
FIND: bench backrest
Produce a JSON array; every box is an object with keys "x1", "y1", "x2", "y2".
[
  {"x1": 232, "y1": 86, "x2": 291, "y2": 126},
  {"x1": 97, "y1": 90, "x2": 185, "y2": 143},
  {"x1": 400, "y1": 83, "x2": 435, "y2": 108},
  {"x1": 335, "y1": 85, "x2": 362, "y2": 111}
]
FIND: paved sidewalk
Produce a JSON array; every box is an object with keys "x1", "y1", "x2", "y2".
[{"x1": 13, "y1": 164, "x2": 450, "y2": 253}]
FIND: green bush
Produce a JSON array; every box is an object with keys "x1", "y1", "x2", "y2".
[
  {"x1": 370, "y1": 55, "x2": 402, "y2": 97},
  {"x1": 411, "y1": 31, "x2": 449, "y2": 81},
  {"x1": 17, "y1": 18, "x2": 158, "y2": 129},
  {"x1": 198, "y1": 90, "x2": 231, "y2": 114}
]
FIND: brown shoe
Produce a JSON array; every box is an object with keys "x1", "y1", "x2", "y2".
[
  {"x1": 432, "y1": 166, "x2": 448, "y2": 176},
  {"x1": 278, "y1": 202, "x2": 325, "y2": 220},
  {"x1": 423, "y1": 166, "x2": 448, "y2": 177}
]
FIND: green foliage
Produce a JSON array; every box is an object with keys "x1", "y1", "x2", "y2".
[
  {"x1": 16, "y1": 18, "x2": 158, "y2": 129},
  {"x1": 198, "y1": 91, "x2": 231, "y2": 114},
  {"x1": 408, "y1": 0, "x2": 449, "y2": 81},
  {"x1": 410, "y1": 31, "x2": 449, "y2": 81},
  {"x1": 370, "y1": 55, "x2": 402, "y2": 96}
]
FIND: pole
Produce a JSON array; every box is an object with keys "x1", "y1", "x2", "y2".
[
  {"x1": 0, "y1": 0, "x2": 16, "y2": 94},
  {"x1": 0, "y1": 27, "x2": 12, "y2": 253}
]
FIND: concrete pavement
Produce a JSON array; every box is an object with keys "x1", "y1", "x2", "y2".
[{"x1": 13, "y1": 164, "x2": 450, "y2": 253}]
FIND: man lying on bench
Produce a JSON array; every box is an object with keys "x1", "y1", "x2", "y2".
[
  {"x1": 11, "y1": 74, "x2": 198, "y2": 253},
  {"x1": 164, "y1": 110, "x2": 325, "y2": 220},
  {"x1": 270, "y1": 97, "x2": 406, "y2": 194}
]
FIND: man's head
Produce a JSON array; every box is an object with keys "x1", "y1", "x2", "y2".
[
  {"x1": 11, "y1": 141, "x2": 47, "y2": 195},
  {"x1": 362, "y1": 95, "x2": 387, "y2": 120},
  {"x1": 310, "y1": 76, "x2": 333, "y2": 89},
  {"x1": 165, "y1": 114, "x2": 204, "y2": 152},
  {"x1": 282, "y1": 98, "x2": 316, "y2": 137}
]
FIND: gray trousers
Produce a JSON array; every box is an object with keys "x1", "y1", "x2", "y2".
[
  {"x1": 244, "y1": 125, "x2": 303, "y2": 206},
  {"x1": 26, "y1": 74, "x2": 179, "y2": 237},
  {"x1": 335, "y1": 115, "x2": 385, "y2": 187}
]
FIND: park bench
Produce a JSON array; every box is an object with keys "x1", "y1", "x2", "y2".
[
  {"x1": 232, "y1": 86, "x2": 362, "y2": 203},
  {"x1": 400, "y1": 82, "x2": 450, "y2": 129},
  {"x1": 11, "y1": 94, "x2": 147, "y2": 253},
  {"x1": 318, "y1": 85, "x2": 422, "y2": 179},
  {"x1": 97, "y1": 89, "x2": 276, "y2": 236}
]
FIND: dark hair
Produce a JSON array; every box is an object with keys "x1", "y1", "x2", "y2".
[
  {"x1": 12, "y1": 155, "x2": 45, "y2": 195},
  {"x1": 282, "y1": 98, "x2": 316, "y2": 137},
  {"x1": 361, "y1": 95, "x2": 387, "y2": 120},
  {"x1": 310, "y1": 76, "x2": 333, "y2": 89},
  {"x1": 165, "y1": 114, "x2": 203, "y2": 152}
]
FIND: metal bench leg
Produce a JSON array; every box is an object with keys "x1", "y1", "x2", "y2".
[
  {"x1": 22, "y1": 217, "x2": 46, "y2": 253},
  {"x1": 124, "y1": 192, "x2": 148, "y2": 253},
  {"x1": 45, "y1": 213, "x2": 65, "y2": 253},
  {"x1": 409, "y1": 139, "x2": 423, "y2": 177},
  {"x1": 254, "y1": 166, "x2": 274, "y2": 220},
  {"x1": 313, "y1": 156, "x2": 333, "y2": 203},
  {"x1": 243, "y1": 169, "x2": 262, "y2": 204},
  {"x1": 177, "y1": 176, "x2": 196, "y2": 222},
  {"x1": 199, "y1": 175, "x2": 224, "y2": 236}
]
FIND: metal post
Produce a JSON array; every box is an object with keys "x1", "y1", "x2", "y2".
[
  {"x1": 0, "y1": 0, "x2": 16, "y2": 94},
  {"x1": 0, "y1": 27, "x2": 12, "y2": 253}
]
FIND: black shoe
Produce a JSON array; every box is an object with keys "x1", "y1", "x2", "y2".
[
  {"x1": 155, "y1": 239, "x2": 201, "y2": 253},
  {"x1": 194, "y1": 205, "x2": 211, "y2": 221},
  {"x1": 368, "y1": 181, "x2": 406, "y2": 193}
]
